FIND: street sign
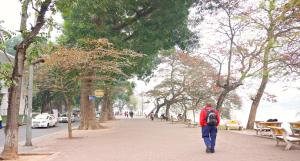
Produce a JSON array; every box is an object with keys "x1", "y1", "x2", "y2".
[
  {"x1": 89, "y1": 96, "x2": 96, "y2": 101},
  {"x1": 94, "y1": 90, "x2": 104, "y2": 97}
]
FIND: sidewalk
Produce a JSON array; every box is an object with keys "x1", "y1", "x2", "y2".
[{"x1": 17, "y1": 118, "x2": 300, "y2": 161}]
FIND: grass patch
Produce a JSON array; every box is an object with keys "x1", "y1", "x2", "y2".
[{"x1": 218, "y1": 125, "x2": 227, "y2": 130}]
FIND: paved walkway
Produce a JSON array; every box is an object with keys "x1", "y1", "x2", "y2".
[{"x1": 21, "y1": 118, "x2": 299, "y2": 161}]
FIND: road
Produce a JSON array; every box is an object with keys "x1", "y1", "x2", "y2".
[{"x1": 0, "y1": 121, "x2": 79, "y2": 148}]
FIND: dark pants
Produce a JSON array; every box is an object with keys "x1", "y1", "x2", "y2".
[
  {"x1": 0, "y1": 121, "x2": 2, "y2": 129},
  {"x1": 201, "y1": 125, "x2": 217, "y2": 150}
]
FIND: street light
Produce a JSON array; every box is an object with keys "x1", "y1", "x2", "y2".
[{"x1": 25, "y1": 58, "x2": 44, "y2": 146}]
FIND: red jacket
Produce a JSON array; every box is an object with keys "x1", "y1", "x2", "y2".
[{"x1": 199, "y1": 105, "x2": 220, "y2": 127}]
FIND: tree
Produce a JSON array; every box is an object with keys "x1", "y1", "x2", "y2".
[
  {"x1": 245, "y1": 0, "x2": 300, "y2": 129},
  {"x1": 36, "y1": 39, "x2": 141, "y2": 129},
  {"x1": 99, "y1": 81, "x2": 134, "y2": 122},
  {"x1": 36, "y1": 60, "x2": 79, "y2": 139},
  {"x1": 0, "y1": 22, "x2": 14, "y2": 89},
  {"x1": 193, "y1": 0, "x2": 262, "y2": 112},
  {"x1": 57, "y1": 0, "x2": 194, "y2": 123},
  {"x1": 1, "y1": 0, "x2": 54, "y2": 159},
  {"x1": 146, "y1": 52, "x2": 234, "y2": 120},
  {"x1": 4, "y1": 35, "x2": 23, "y2": 55}
]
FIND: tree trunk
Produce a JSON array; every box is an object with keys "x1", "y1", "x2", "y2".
[
  {"x1": 106, "y1": 87, "x2": 114, "y2": 120},
  {"x1": 247, "y1": 49, "x2": 271, "y2": 129},
  {"x1": 0, "y1": 67, "x2": 23, "y2": 159},
  {"x1": 25, "y1": 65, "x2": 33, "y2": 146},
  {"x1": 100, "y1": 87, "x2": 110, "y2": 122},
  {"x1": 246, "y1": 76, "x2": 269, "y2": 129},
  {"x1": 165, "y1": 104, "x2": 170, "y2": 121},
  {"x1": 100, "y1": 86, "x2": 115, "y2": 122},
  {"x1": 79, "y1": 73, "x2": 99, "y2": 130},
  {"x1": 154, "y1": 101, "x2": 167, "y2": 118},
  {"x1": 246, "y1": 23, "x2": 273, "y2": 129},
  {"x1": 216, "y1": 90, "x2": 230, "y2": 110},
  {"x1": 65, "y1": 96, "x2": 72, "y2": 138},
  {"x1": 183, "y1": 106, "x2": 187, "y2": 122},
  {"x1": 154, "y1": 105, "x2": 161, "y2": 118},
  {"x1": 107, "y1": 95, "x2": 115, "y2": 120},
  {"x1": 0, "y1": 0, "x2": 52, "y2": 159}
]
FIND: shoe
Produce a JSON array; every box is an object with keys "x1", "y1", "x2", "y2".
[
  {"x1": 210, "y1": 149, "x2": 215, "y2": 153},
  {"x1": 206, "y1": 147, "x2": 211, "y2": 153}
]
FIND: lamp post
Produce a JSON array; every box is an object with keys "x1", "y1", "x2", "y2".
[{"x1": 25, "y1": 59, "x2": 44, "y2": 146}]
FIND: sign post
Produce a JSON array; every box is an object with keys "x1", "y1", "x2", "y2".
[{"x1": 94, "y1": 90, "x2": 104, "y2": 97}]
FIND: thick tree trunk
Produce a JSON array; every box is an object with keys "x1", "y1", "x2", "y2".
[
  {"x1": 107, "y1": 87, "x2": 114, "y2": 120},
  {"x1": 100, "y1": 87, "x2": 109, "y2": 122},
  {"x1": 154, "y1": 101, "x2": 167, "y2": 118},
  {"x1": 79, "y1": 73, "x2": 99, "y2": 130},
  {"x1": 100, "y1": 87, "x2": 112, "y2": 122},
  {"x1": 0, "y1": 67, "x2": 23, "y2": 159}
]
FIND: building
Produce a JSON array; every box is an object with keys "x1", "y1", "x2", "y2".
[{"x1": 0, "y1": 51, "x2": 26, "y2": 116}]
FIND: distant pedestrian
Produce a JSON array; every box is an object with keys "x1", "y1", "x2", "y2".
[
  {"x1": 177, "y1": 113, "x2": 183, "y2": 120},
  {"x1": 149, "y1": 112, "x2": 154, "y2": 121},
  {"x1": 0, "y1": 114, "x2": 3, "y2": 129},
  {"x1": 160, "y1": 113, "x2": 166, "y2": 121},
  {"x1": 125, "y1": 111, "x2": 128, "y2": 118},
  {"x1": 129, "y1": 111, "x2": 134, "y2": 118},
  {"x1": 199, "y1": 102, "x2": 220, "y2": 153}
]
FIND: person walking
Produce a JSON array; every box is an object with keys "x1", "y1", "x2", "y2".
[
  {"x1": 149, "y1": 112, "x2": 154, "y2": 121},
  {"x1": 199, "y1": 102, "x2": 220, "y2": 153},
  {"x1": 0, "y1": 114, "x2": 3, "y2": 129},
  {"x1": 129, "y1": 111, "x2": 134, "y2": 118}
]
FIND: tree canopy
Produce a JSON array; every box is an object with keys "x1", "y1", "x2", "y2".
[{"x1": 57, "y1": 0, "x2": 194, "y2": 77}]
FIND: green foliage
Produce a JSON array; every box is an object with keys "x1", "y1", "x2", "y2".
[
  {"x1": 57, "y1": 0, "x2": 194, "y2": 78},
  {"x1": 0, "y1": 63, "x2": 14, "y2": 87},
  {"x1": 4, "y1": 35, "x2": 22, "y2": 55},
  {"x1": 0, "y1": 21, "x2": 14, "y2": 52},
  {"x1": 27, "y1": 36, "x2": 50, "y2": 63}
]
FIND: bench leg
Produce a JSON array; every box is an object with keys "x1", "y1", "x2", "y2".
[
  {"x1": 285, "y1": 142, "x2": 293, "y2": 150},
  {"x1": 276, "y1": 139, "x2": 280, "y2": 146}
]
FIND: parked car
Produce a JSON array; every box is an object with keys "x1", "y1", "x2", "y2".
[
  {"x1": 32, "y1": 113, "x2": 57, "y2": 128},
  {"x1": 58, "y1": 113, "x2": 75, "y2": 123}
]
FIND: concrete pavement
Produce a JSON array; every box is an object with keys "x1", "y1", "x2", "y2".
[
  {"x1": 19, "y1": 117, "x2": 300, "y2": 161},
  {"x1": 0, "y1": 122, "x2": 79, "y2": 151}
]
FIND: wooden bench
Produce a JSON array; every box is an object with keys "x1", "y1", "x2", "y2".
[
  {"x1": 269, "y1": 126, "x2": 300, "y2": 150},
  {"x1": 254, "y1": 121, "x2": 282, "y2": 136},
  {"x1": 254, "y1": 121, "x2": 271, "y2": 135},
  {"x1": 289, "y1": 122, "x2": 300, "y2": 136},
  {"x1": 225, "y1": 120, "x2": 243, "y2": 130}
]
